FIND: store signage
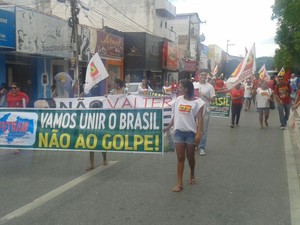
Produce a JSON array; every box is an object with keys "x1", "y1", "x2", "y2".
[
  {"x1": 0, "y1": 7, "x2": 15, "y2": 49},
  {"x1": 96, "y1": 30, "x2": 124, "y2": 59},
  {"x1": 162, "y1": 41, "x2": 178, "y2": 70}
]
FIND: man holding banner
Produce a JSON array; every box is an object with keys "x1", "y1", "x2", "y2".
[
  {"x1": 84, "y1": 53, "x2": 109, "y2": 170},
  {"x1": 197, "y1": 70, "x2": 216, "y2": 156},
  {"x1": 84, "y1": 53, "x2": 109, "y2": 95}
]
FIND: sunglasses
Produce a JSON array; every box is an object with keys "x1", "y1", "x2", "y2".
[{"x1": 12, "y1": 86, "x2": 18, "y2": 89}]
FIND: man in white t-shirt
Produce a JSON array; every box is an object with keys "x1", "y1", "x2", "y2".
[
  {"x1": 192, "y1": 77, "x2": 200, "y2": 97},
  {"x1": 243, "y1": 78, "x2": 253, "y2": 111},
  {"x1": 197, "y1": 70, "x2": 216, "y2": 155}
]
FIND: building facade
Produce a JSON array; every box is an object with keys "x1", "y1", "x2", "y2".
[{"x1": 0, "y1": 0, "x2": 215, "y2": 99}]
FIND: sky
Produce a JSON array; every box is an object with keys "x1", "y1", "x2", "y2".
[{"x1": 170, "y1": 0, "x2": 279, "y2": 57}]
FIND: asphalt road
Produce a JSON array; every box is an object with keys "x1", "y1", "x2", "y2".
[{"x1": 0, "y1": 106, "x2": 300, "y2": 225}]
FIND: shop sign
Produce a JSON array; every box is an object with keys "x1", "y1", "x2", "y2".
[
  {"x1": 15, "y1": 7, "x2": 72, "y2": 58},
  {"x1": 96, "y1": 30, "x2": 124, "y2": 59},
  {"x1": 184, "y1": 60, "x2": 196, "y2": 72},
  {"x1": 162, "y1": 41, "x2": 178, "y2": 70},
  {"x1": 145, "y1": 34, "x2": 162, "y2": 71},
  {"x1": 0, "y1": 7, "x2": 15, "y2": 49}
]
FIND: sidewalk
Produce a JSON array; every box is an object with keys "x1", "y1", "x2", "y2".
[{"x1": 285, "y1": 106, "x2": 300, "y2": 225}]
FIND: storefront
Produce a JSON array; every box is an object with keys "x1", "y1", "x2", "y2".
[
  {"x1": 0, "y1": 5, "x2": 126, "y2": 100},
  {"x1": 182, "y1": 60, "x2": 196, "y2": 79},
  {"x1": 124, "y1": 32, "x2": 163, "y2": 92},
  {"x1": 0, "y1": 5, "x2": 74, "y2": 101},
  {"x1": 162, "y1": 40, "x2": 179, "y2": 85},
  {"x1": 95, "y1": 30, "x2": 124, "y2": 95}
]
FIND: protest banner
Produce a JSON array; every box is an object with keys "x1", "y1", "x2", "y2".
[
  {"x1": 210, "y1": 92, "x2": 231, "y2": 118},
  {"x1": 34, "y1": 93, "x2": 176, "y2": 127},
  {"x1": 0, "y1": 108, "x2": 163, "y2": 154}
]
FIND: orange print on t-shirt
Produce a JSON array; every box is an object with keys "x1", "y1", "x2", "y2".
[{"x1": 179, "y1": 104, "x2": 192, "y2": 113}]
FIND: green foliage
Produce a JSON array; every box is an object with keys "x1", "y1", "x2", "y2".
[{"x1": 272, "y1": 0, "x2": 300, "y2": 72}]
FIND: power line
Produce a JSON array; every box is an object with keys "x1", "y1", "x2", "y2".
[
  {"x1": 102, "y1": 0, "x2": 158, "y2": 36},
  {"x1": 91, "y1": 7, "x2": 144, "y2": 32},
  {"x1": 3, "y1": 0, "x2": 171, "y2": 40}
]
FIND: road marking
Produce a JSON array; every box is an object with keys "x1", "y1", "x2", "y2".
[
  {"x1": 284, "y1": 128, "x2": 300, "y2": 225},
  {"x1": 0, "y1": 161, "x2": 118, "y2": 224}
]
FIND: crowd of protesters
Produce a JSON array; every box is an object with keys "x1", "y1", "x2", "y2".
[{"x1": 2, "y1": 69, "x2": 300, "y2": 193}]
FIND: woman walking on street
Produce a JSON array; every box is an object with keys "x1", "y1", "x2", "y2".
[
  {"x1": 163, "y1": 80, "x2": 205, "y2": 192},
  {"x1": 255, "y1": 80, "x2": 273, "y2": 129}
]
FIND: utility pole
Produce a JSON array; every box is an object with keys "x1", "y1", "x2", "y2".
[
  {"x1": 195, "y1": 20, "x2": 206, "y2": 74},
  {"x1": 69, "y1": 0, "x2": 80, "y2": 97},
  {"x1": 226, "y1": 39, "x2": 235, "y2": 55}
]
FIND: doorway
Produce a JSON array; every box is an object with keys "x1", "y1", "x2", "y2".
[{"x1": 6, "y1": 63, "x2": 32, "y2": 97}]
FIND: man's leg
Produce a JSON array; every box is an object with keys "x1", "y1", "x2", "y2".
[
  {"x1": 283, "y1": 104, "x2": 291, "y2": 126},
  {"x1": 199, "y1": 112, "x2": 210, "y2": 154},
  {"x1": 277, "y1": 103, "x2": 285, "y2": 128}
]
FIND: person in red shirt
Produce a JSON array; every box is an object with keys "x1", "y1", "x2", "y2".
[
  {"x1": 230, "y1": 83, "x2": 244, "y2": 128},
  {"x1": 214, "y1": 77, "x2": 226, "y2": 92},
  {"x1": 268, "y1": 76, "x2": 276, "y2": 90},
  {"x1": 6, "y1": 82, "x2": 30, "y2": 154},
  {"x1": 171, "y1": 79, "x2": 179, "y2": 95},
  {"x1": 274, "y1": 76, "x2": 292, "y2": 129},
  {"x1": 7, "y1": 82, "x2": 29, "y2": 108}
]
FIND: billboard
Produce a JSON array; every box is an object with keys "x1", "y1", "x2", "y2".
[
  {"x1": 0, "y1": 6, "x2": 15, "y2": 49},
  {"x1": 15, "y1": 7, "x2": 72, "y2": 57}
]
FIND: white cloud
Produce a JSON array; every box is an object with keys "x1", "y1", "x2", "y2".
[{"x1": 170, "y1": 0, "x2": 279, "y2": 57}]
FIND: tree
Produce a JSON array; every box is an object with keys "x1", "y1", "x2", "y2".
[
  {"x1": 256, "y1": 57, "x2": 275, "y2": 72},
  {"x1": 272, "y1": 0, "x2": 300, "y2": 73}
]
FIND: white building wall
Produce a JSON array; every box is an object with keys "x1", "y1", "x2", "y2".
[
  {"x1": 4, "y1": 0, "x2": 51, "y2": 12},
  {"x1": 208, "y1": 44, "x2": 222, "y2": 69},
  {"x1": 169, "y1": 18, "x2": 189, "y2": 35},
  {"x1": 89, "y1": 0, "x2": 156, "y2": 32},
  {"x1": 4, "y1": 0, "x2": 176, "y2": 41},
  {"x1": 168, "y1": 13, "x2": 200, "y2": 60}
]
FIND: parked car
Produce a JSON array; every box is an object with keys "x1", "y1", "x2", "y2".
[{"x1": 126, "y1": 82, "x2": 140, "y2": 94}]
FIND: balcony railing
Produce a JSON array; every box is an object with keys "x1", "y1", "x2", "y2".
[
  {"x1": 155, "y1": 0, "x2": 176, "y2": 19},
  {"x1": 156, "y1": 27, "x2": 177, "y2": 42}
]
